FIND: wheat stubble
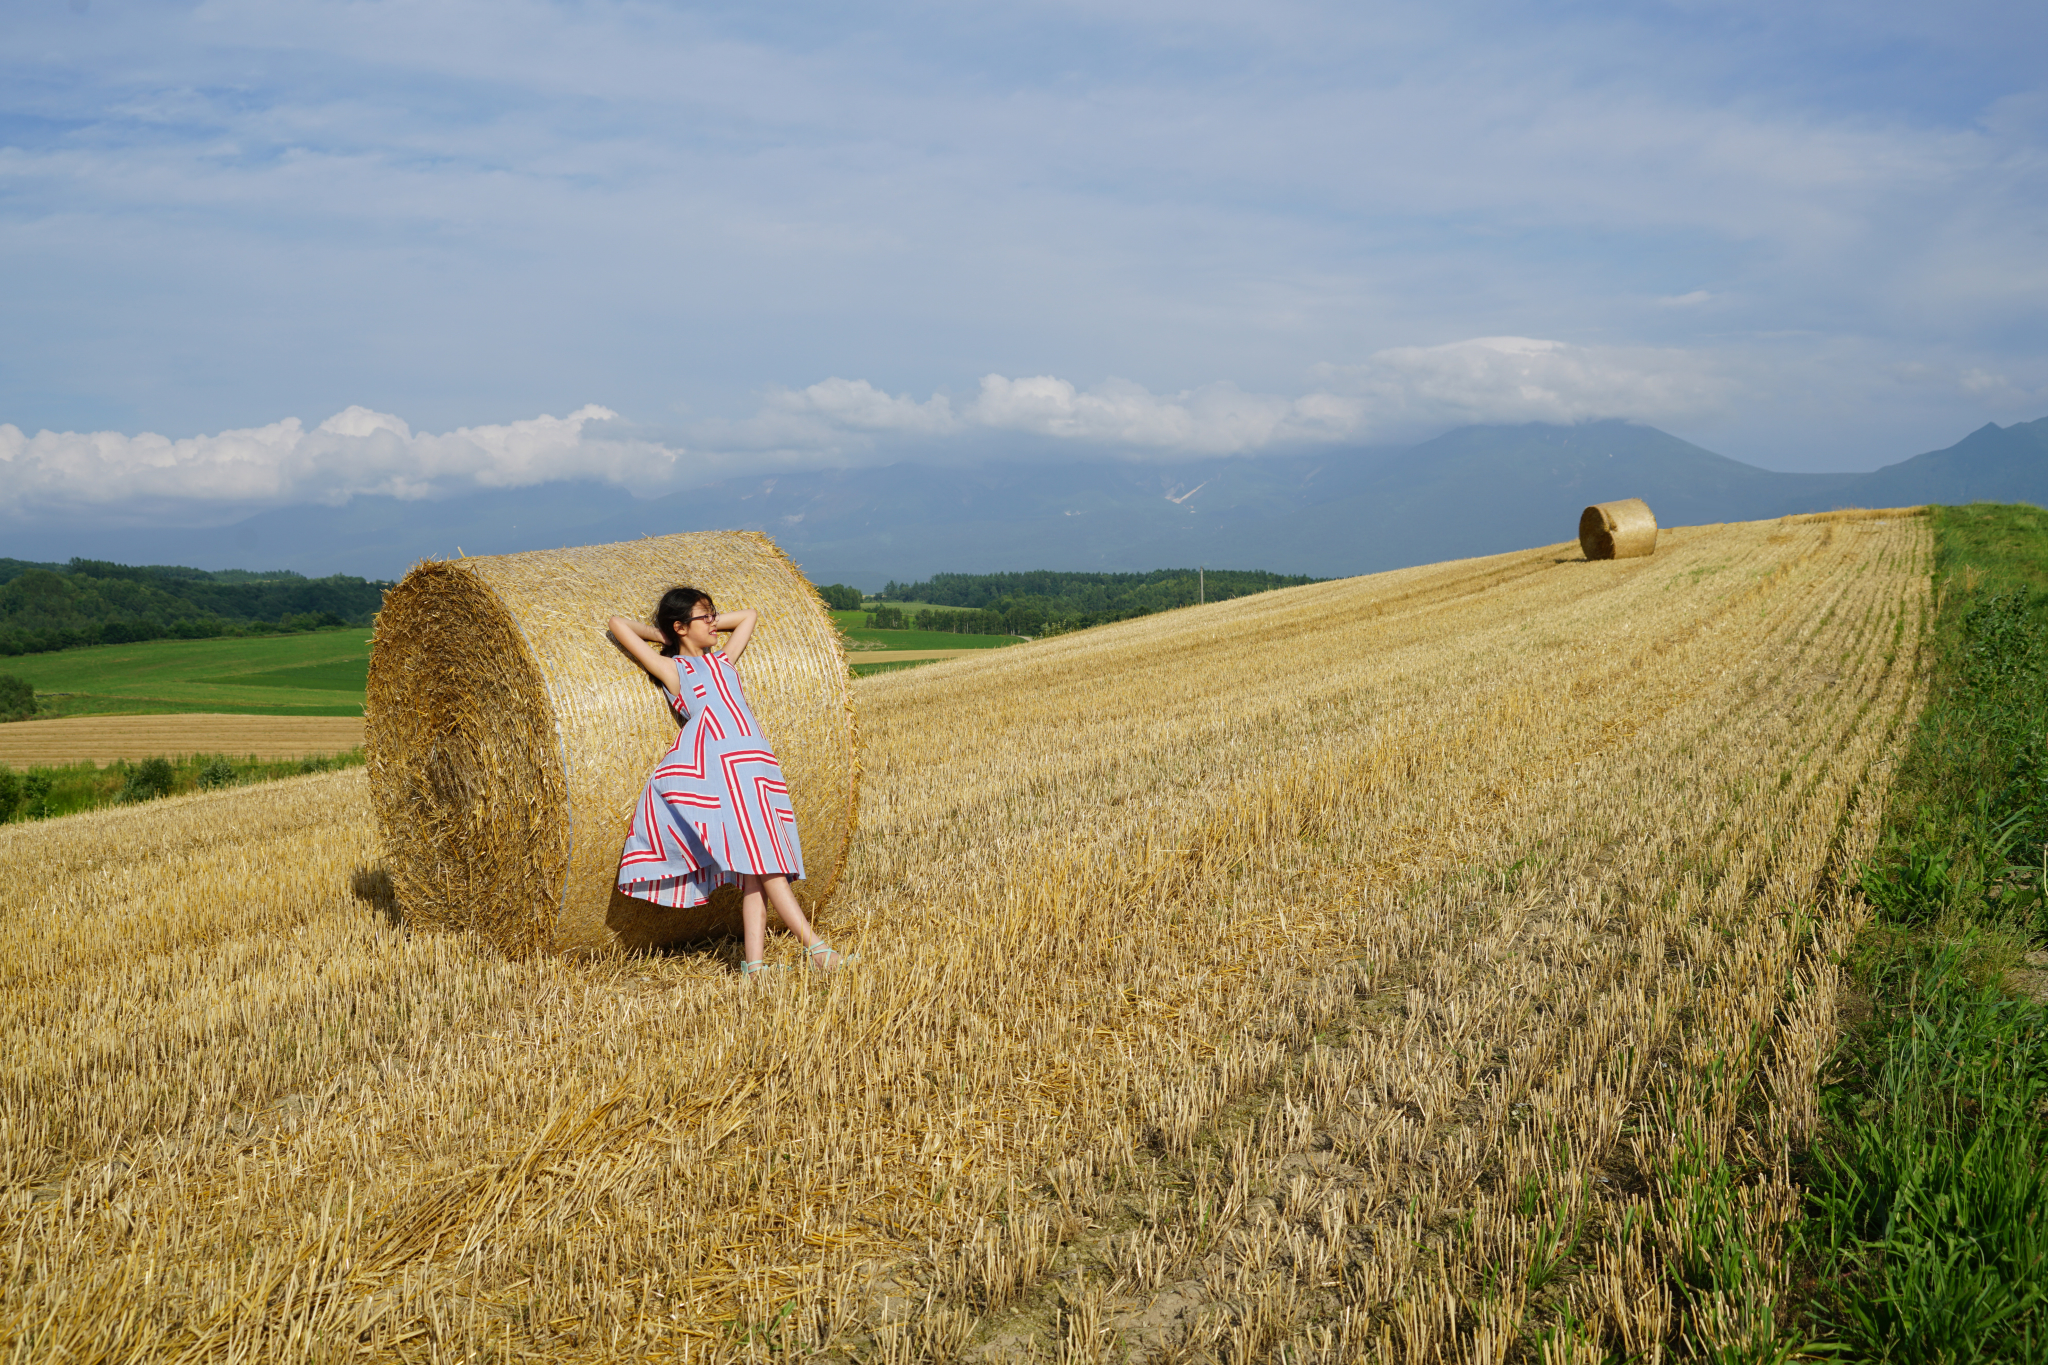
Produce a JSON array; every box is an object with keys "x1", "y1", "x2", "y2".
[{"x1": 0, "y1": 513, "x2": 1926, "y2": 1361}]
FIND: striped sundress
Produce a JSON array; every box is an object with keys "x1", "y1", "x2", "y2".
[{"x1": 616, "y1": 649, "x2": 805, "y2": 908}]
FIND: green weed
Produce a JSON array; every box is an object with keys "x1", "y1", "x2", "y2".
[
  {"x1": 0, "y1": 749, "x2": 365, "y2": 822},
  {"x1": 1804, "y1": 946, "x2": 2048, "y2": 1364},
  {"x1": 1808, "y1": 504, "x2": 2048, "y2": 1363}
]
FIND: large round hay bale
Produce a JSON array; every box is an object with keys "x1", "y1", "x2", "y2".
[
  {"x1": 365, "y1": 532, "x2": 858, "y2": 957},
  {"x1": 1578, "y1": 498, "x2": 1659, "y2": 560}
]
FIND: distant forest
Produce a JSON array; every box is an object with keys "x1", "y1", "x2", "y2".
[
  {"x1": 0, "y1": 558, "x2": 1317, "y2": 656},
  {"x1": 0, "y1": 558, "x2": 391, "y2": 657},
  {"x1": 871, "y1": 568, "x2": 1323, "y2": 636}
]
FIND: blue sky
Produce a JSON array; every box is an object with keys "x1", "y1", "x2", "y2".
[{"x1": 2, "y1": 0, "x2": 2044, "y2": 530}]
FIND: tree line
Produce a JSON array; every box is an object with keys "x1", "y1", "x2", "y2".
[
  {"x1": 0, "y1": 558, "x2": 391, "y2": 657},
  {"x1": 0, "y1": 558, "x2": 1318, "y2": 657},
  {"x1": 869, "y1": 568, "x2": 1323, "y2": 636},
  {"x1": 815, "y1": 584, "x2": 865, "y2": 611}
]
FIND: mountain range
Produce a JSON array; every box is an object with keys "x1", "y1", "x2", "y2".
[{"x1": 13, "y1": 416, "x2": 2046, "y2": 586}]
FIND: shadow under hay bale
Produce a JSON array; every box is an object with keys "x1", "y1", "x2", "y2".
[
  {"x1": 365, "y1": 531, "x2": 858, "y2": 958},
  {"x1": 349, "y1": 865, "x2": 402, "y2": 927},
  {"x1": 1579, "y1": 498, "x2": 1659, "y2": 560}
]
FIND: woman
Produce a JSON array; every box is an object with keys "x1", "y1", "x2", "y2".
[{"x1": 608, "y1": 587, "x2": 843, "y2": 977}]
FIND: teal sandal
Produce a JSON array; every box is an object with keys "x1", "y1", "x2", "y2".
[{"x1": 804, "y1": 941, "x2": 851, "y2": 973}]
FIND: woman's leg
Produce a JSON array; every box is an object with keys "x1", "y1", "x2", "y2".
[
  {"x1": 739, "y1": 876, "x2": 769, "y2": 968},
  {"x1": 759, "y1": 874, "x2": 822, "y2": 948},
  {"x1": 761, "y1": 874, "x2": 848, "y2": 971}
]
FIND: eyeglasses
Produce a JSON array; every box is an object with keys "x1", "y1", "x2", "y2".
[{"x1": 686, "y1": 613, "x2": 718, "y2": 625}]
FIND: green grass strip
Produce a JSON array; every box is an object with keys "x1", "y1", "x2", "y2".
[
  {"x1": 0, "y1": 626, "x2": 371, "y2": 717},
  {"x1": 0, "y1": 748, "x2": 367, "y2": 823},
  {"x1": 1806, "y1": 942, "x2": 2048, "y2": 1363},
  {"x1": 1798, "y1": 503, "x2": 2048, "y2": 1363}
]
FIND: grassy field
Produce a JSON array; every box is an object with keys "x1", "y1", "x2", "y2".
[
  {"x1": 828, "y1": 609, "x2": 1022, "y2": 652},
  {"x1": 0, "y1": 513, "x2": 1928, "y2": 1361},
  {"x1": 0, "y1": 627, "x2": 371, "y2": 717},
  {"x1": 829, "y1": 608, "x2": 1024, "y2": 677},
  {"x1": 1792, "y1": 503, "x2": 2048, "y2": 1362},
  {"x1": 0, "y1": 617, "x2": 1019, "y2": 719},
  {"x1": 0, "y1": 749, "x2": 366, "y2": 822},
  {"x1": 842, "y1": 629, "x2": 1019, "y2": 651},
  {"x1": 839, "y1": 600, "x2": 953, "y2": 614}
]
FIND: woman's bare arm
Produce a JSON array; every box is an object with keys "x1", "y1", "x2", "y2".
[
  {"x1": 607, "y1": 616, "x2": 680, "y2": 691},
  {"x1": 716, "y1": 608, "x2": 759, "y2": 664},
  {"x1": 615, "y1": 618, "x2": 663, "y2": 645}
]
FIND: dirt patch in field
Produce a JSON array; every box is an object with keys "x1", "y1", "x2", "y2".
[{"x1": 0, "y1": 713, "x2": 365, "y2": 766}]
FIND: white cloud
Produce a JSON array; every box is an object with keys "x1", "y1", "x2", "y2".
[
  {"x1": 1314, "y1": 337, "x2": 1736, "y2": 431},
  {"x1": 770, "y1": 379, "x2": 959, "y2": 435},
  {"x1": 962, "y1": 375, "x2": 1362, "y2": 453},
  {"x1": 1, "y1": 336, "x2": 1745, "y2": 521},
  {"x1": 712, "y1": 372, "x2": 1365, "y2": 456},
  {"x1": 726, "y1": 338, "x2": 1733, "y2": 457},
  {"x1": 1887, "y1": 359, "x2": 2046, "y2": 411},
  {"x1": 1958, "y1": 368, "x2": 2043, "y2": 408},
  {"x1": 0, "y1": 404, "x2": 682, "y2": 520},
  {"x1": 3, "y1": 0, "x2": 2042, "y2": 479}
]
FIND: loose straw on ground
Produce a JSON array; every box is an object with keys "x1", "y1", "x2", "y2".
[{"x1": 365, "y1": 531, "x2": 858, "y2": 956}]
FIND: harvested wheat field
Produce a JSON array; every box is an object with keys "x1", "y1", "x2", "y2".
[
  {"x1": 0, "y1": 512, "x2": 1926, "y2": 1362},
  {"x1": 0, "y1": 713, "x2": 366, "y2": 767}
]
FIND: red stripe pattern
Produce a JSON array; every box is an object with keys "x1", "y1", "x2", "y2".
[{"x1": 616, "y1": 650, "x2": 805, "y2": 909}]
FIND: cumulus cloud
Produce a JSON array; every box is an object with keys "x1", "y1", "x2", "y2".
[
  {"x1": 935, "y1": 338, "x2": 1726, "y2": 453},
  {"x1": 726, "y1": 371, "x2": 1372, "y2": 456},
  {"x1": 4, "y1": 0, "x2": 2041, "y2": 478},
  {"x1": 1954, "y1": 368, "x2": 2043, "y2": 409},
  {"x1": 1886, "y1": 358, "x2": 2046, "y2": 411},
  {"x1": 0, "y1": 404, "x2": 682, "y2": 521},
  {"x1": 682, "y1": 379, "x2": 961, "y2": 458},
  {"x1": 712, "y1": 372, "x2": 1365, "y2": 457},
  {"x1": 0, "y1": 336, "x2": 1742, "y2": 521},
  {"x1": 1313, "y1": 336, "x2": 1736, "y2": 432},
  {"x1": 773, "y1": 378, "x2": 958, "y2": 434},
  {"x1": 962, "y1": 375, "x2": 1363, "y2": 453}
]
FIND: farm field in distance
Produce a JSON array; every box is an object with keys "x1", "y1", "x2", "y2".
[
  {"x1": 0, "y1": 627, "x2": 371, "y2": 718},
  {"x1": 828, "y1": 608, "x2": 1026, "y2": 676},
  {"x1": 0, "y1": 714, "x2": 366, "y2": 769},
  {"x1": 0, "y1": 512, "x2": 1928, "y2": 1361},
  {"x1": 1, "y1": 613, "x2": 1013, "y2": 725},
  {"x1": 839, "y1": 600, "x2": 956, "y2": 614},
  {"x1": 828, "y1": 609, "x2": 1024, "y2": 652}
]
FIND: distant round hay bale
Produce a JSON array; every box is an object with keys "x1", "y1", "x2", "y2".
[
  {"x1": 1578, "y1": 498, "x2": 1659, "y2": 560},
  {"x1": 365, "y1": 532, "x2": 858, "y2": 957}
]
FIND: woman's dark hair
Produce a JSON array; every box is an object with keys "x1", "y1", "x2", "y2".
[{"x1": 653, "y1": 586, "x2": 714, "y2": 657}]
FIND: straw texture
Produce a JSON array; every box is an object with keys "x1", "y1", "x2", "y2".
[
  {"x1": 1579, "y1": 497, "x2": 1659, "y2": 560},
  {"x1": 365, "y1": 532, "x2": 858, "y2": 956}
]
